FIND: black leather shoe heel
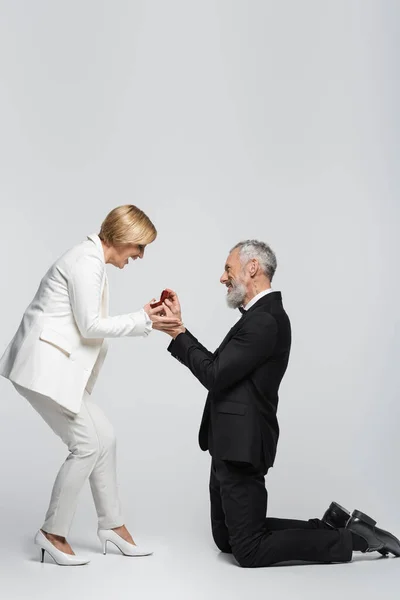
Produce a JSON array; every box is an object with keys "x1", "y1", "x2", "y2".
[
  {"x1": 351, "y1": 510, "x2": 376, "y2": 528},
  {"x1": 322, "y1": 501, "x2": 351, "y2": 529}
]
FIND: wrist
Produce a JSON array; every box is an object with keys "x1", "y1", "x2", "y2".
[{"x1": 172, "y1": 326, "x2": 186, "y2": 339}]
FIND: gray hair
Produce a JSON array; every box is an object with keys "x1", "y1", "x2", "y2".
[{"x1": 230, "y1": 240, "x2": 277, "y2": 281}]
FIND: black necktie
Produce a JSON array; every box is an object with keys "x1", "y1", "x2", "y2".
[{"x1": 238, "y1": 306, "x2": 245, "y2": 314}]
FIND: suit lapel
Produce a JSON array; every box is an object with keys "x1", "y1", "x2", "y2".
[{"x1": 215, "y1": 313, "x2": 247, "y2": 355}]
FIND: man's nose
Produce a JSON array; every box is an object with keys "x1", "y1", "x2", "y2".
[{"x1": 220, "y1": 273, "x2": 227, "y2": 284}]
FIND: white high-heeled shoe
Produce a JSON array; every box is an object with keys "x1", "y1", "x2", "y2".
[
  {"x1": 34, "y1": 530, "x2": 90, "y2": 566},
  {"x1": 98, "y1": 529, "x2": 153, "y2": 557}
]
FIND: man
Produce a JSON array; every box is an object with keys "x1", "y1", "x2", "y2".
[{"x1": 161, "y1": 240, "x2": 400, "y2": 567}]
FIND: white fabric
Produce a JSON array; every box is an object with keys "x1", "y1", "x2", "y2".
[
  {"x1": 242, "y1": 288, "x2": 276, "y2": 311},
  {"x1": 13, "y1": 382, "x2": 124, "y2": 537},
  {"x1": 0, "y1": 233, "x2": 152, "y2": 413}
]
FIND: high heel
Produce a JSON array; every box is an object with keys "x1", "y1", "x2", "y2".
[
  {"x1": 34, "y1": 530, "x2": 90, "y2": 566},
  {"x1": 98, "y1": 529, "x2": 153, "y2": 557}
]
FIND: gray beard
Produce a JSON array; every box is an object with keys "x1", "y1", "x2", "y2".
[{"x1": 226, "y1": 281, "x2": 247, "y2": 309}]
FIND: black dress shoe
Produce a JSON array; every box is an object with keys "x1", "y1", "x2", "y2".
[
  {"x1": 322, "y1": 501, "x2": 351, "y2": 528},
  {"x1": 346, "y1": 510, "x2": 400, "y2": 557}
]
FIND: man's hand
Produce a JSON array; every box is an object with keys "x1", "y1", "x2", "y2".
[
  {"x1": 161, "y1": 289, "x2": 186, "y2": 338},
  {"x1": 163, "y1": 288, "x2": 182, "y2": 320},
  {"x1": 143, "y1": 299, "x2": 182, "y2": 332}
]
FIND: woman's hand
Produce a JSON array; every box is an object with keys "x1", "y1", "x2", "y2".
[{"x1": 143, "y1": 300, "x2": 182, "y2": 332}]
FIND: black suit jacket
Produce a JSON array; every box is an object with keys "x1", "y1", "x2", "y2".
[{"x1": 167, "y1": 292, "x2": 291, "y2": 468}]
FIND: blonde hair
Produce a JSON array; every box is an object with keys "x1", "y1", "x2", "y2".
[{"x1": 99, "y1": 205, "x2": 157, "y2": 246}]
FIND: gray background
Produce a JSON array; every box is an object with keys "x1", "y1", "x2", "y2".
[{"x1": 0, "y1": 1, "x2": 399, "y2": 598}]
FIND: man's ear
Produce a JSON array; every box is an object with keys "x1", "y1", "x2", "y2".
[{"x1": 250, "y1": 259, "x2": 258, "y2": 277}]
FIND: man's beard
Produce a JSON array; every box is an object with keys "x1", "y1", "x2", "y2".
[{"x1": 226, "y1": 279, "x2": 247, "y2": 309}]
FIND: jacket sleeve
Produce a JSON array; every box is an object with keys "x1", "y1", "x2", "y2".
[
  {"x1": 182, "y1": 329, "x2": 215, "y2": 358},
  {"x1": 167, "y1": 313, "x2": 277, "y2": 392},
  {"x1": 67, "y1": 254, "x2": 152, "y2": 339}
]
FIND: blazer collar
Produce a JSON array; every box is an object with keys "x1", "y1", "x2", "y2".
[
  {"x1": 246, "y1": 290, "x2": 281, "y2": 314},
  {"x1": 87, "y1": 233, "x2": 105, "y2": 263},
  {"x1": 216, "y1": 291, "x2": 282, "y2": 355}
]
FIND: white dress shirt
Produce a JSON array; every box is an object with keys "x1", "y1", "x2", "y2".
[{"x1": 242, "y1": 288, "x2": 277, "y2": 311}]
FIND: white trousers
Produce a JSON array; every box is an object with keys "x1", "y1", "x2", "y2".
[{"x1": 13, "y1": 382, "x2": 124, "y2": 537}]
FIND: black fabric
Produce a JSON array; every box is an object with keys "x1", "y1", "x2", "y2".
[
  {"x1": 168, "y1": 292, "x2": 353, "y2": 567},
  {"x1": 168, "y1": 291, "x2": 291, "y2": 467},
  {"x1": 350, "y1": 532, "x2": 368, "y2": 552},
  {"x1": 210, "y1": 458, "x2": 353, "y2": 567}
]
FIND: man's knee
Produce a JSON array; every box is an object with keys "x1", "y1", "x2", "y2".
[
  {"x1": 213, "y1": 535, "x2": 232, "y2": 554},
  {"x1": 211, "y1": 524, "x2": 232, "y2": 554},
  {"x1": 216, "y1": 542, "x2": 232, "y2": 554},
  {"x1": 231, "y1": 540, "x2": 269, "y2": 568},
  {"x1": 233, "y1": 549, "x2": 256, "y2": 568}
]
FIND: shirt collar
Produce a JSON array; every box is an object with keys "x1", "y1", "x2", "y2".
[
  {"x1": 242, "y1": 288, "x2": 275, "y2": 311},
  {"x1": 87, "y1": 233, "x2": 105, "y2": 263}
]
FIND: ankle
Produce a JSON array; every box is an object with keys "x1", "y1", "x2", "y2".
[
  {"x1": 112, "y1": 525, "x2": 126, "y2": 534},
  {"x1": 111, "y1": 525, "x2": 135, "y2": 545},
  {"x1": 42, "y1": 530, "x2": 67, "y2": 543},
  {"x1": 351, "y1": 532, "x2": 368, "y2": 552}
]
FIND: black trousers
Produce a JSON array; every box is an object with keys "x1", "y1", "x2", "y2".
[{"x1": 210, "y1": 458, "x2": 353, "y2": 567}]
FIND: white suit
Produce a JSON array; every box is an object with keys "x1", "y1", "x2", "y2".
[
  {"x1": 0, "y1": 233, "x2": 152, "y2": 536},
  {"x1": 0, "y1": 233, "x2": 152, "y2": 413}
]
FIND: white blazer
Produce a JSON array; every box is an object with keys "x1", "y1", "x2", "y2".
[{"x1": 0, "y1": 233, "x2": 152, "y2": 414}]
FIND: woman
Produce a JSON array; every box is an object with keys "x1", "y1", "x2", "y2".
[{"x1": 0, "y1": 205, "x2": 181, "y2": 566}]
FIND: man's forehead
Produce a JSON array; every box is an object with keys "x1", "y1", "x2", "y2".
[{"x1": 225, "y1": 249, "x2": 240, "y2": 267}]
